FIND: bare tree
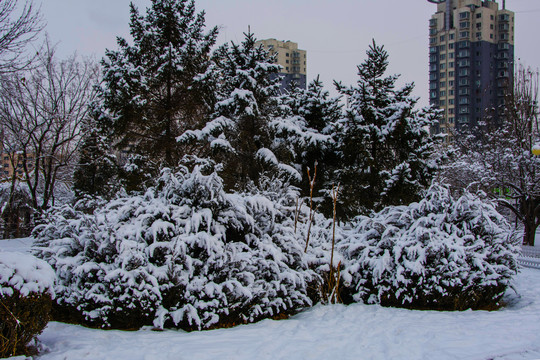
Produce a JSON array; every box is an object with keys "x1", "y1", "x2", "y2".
[
  {"x1": 0, "y1": 0, "x2": 43, "y2": 73},
  {"x1": 497, "y1": 65, "x2": 540, "y2": 245},
  {"x1": 442, "y1": 64, "x2": 540, "y2": 245},
  {"x1": 0, "y1": 42, "x2": 99, "y2": 212}
]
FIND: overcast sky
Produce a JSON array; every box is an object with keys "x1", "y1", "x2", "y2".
[{"x1": 40, "y1": 0, "x2": 540, "y2": 107}]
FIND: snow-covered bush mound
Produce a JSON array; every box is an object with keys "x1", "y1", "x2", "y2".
[
  {"x1": 0, "y1": 251, "x2": 55, "y2": 357},
  {"x1": 0, "y1": 251, "x2": 55, "y2": 297},
  {"x1": 339, "y1": 184, "x2": 520, "y2": 310},
  {"x1": 33, "y1": 165, "x2": 318, "y2": 330}
]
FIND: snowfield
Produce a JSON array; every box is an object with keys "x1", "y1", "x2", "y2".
[{"x1": 2, "y1": 238, "x2": 540, "y2": 360}]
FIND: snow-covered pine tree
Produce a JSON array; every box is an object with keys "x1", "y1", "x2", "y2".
[
  {"x1": 98, "y1": 0, "x2": 218, "y2": 183},
  {"x1": 339, "y1": 184, "x2": 520, "y2": 310},
  {"x1": 179, "y1": 32, "x2": 295, "y2": 190},
  {"x1": 73, "y1": 115, "x2": 118, "y2": 203},
  {"x1": 33, "y1": 164, "x2": 318, "y2": 330},
  {"x1": 279, "y1": 76, "x2": 342, "y2": 215},
  {"x1": 334, "y1": 40, "x2": 441, "y2": 217}
]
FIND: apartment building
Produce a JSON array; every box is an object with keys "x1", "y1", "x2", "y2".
[
  {"x1": 428, "y1": 0, "x2": 514, "y2": 136},
  {"x1": 1, "y1": 152, "x2": 34, "y2": 179},
  {"x1": 255, "y1": 39, "x2": 307, "y2": 90}
]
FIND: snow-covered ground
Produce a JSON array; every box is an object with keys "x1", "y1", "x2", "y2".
[{"x1": 2, "y1": 238, "x2": 540, "y2": 360}]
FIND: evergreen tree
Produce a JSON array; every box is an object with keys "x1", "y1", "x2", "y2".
[
  {"x1": 98, "y1": 0, "x2": 218, "y2": 180},
  {"x1": 73, "y1": 116, "x2": 118, "y2": 201},
  {"x1": 334, "y1": 40, "x2": 440, "y2": 217},
  {"x1": 179, "y1": 32, "x2": 291, "y2": 190},
  {"x1": 279, "y1": 76, "x2": 342, "y2": 213}
]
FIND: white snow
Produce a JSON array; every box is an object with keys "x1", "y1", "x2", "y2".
[
  {"x1": 0, "y1": 239, "x2": 55, "y2": 297},
  {"x1": 26, "y1": 268, "x2": 540, "y2": 360},
  {"x1": 2, "y1": 238, "x2": 540, "y2": 359}
]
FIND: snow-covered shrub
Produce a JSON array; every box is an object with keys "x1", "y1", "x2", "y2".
[
  {"x1": 339, "y1": 184, "x2": 520, "y2": 310},
  {"x1": 0, "y1": 251, "x2": 55, "y2": 357},
  {"x1": 33, "y1": 165, "x2": 318, "y2": 330}
]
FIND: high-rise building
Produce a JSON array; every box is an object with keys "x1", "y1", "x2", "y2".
[
  {"x1": 255, "y1": 39, "x2": 307, "y2": 90},
  {"x1": 428, "y1": 0, "x2": 514, "y2": 136}
]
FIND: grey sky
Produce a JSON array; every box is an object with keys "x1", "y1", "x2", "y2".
[{"x1": 41, "y1": 0, "x2": 539, "y2": 107}]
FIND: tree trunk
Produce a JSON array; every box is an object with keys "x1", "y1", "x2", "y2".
[
  {"x1": 523, "y1": 220, "x2": 536, "y2": 246},
  {"x1": 522, "y1": 197, "x2": 540, "y2": 246}
]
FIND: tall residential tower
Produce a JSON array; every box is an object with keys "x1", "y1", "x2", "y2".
[
  {"x1": 428, "y1": 0, "x2": 514, "y2": 135},
  {"x1": 255, "y1": 39, "x2": 307, "y2": 90}
]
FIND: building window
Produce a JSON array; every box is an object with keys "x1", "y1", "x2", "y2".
[
  {"x1": 440, "y1": 81, "x2": 446, "y2": 88},
  {"x1": 449, "y1": 71, "x2": 455, "y2": 77},
  {"x1": 449, "y1": 99, "x2": 455, "y2": 105},
  {"x1": 460, "y1": 31, "x2": 469, "y2": 39},
  {"x1": 460, "y1": 21, "x2": 470, "y2": 29},
  {"x1": 430, "y1": 46, "x2": 437, "y2": 54},
  {"x1": 439, "y1": 45, "x2": 446, "y2": 51},
  {"x1": 430, "y1": 18, "x2": 437, "y2": 27},
  {"x1": 449, "y1": 80, "x2": 454, "y2": 86},
  {"x1": 449, "y1": 90, "x2": 454, "y2": 96},
  {"x1": 440, "y1": 99, "x2": 446, "y2": 106},
  {"x1": 449, "y1": 52, "x2": 454, "y2": 59},
  {"x1": 286, "y1": 53, "x2": 289, "y2": 57},
  {"x1": 440, "y1": 90, "x2": 446, "y2": 97},
  {"x1": 440, "y1": 72, "x2": 446, "y2": 78},
  {"x1": 459, "y1": 12, "x2": 470, "y2": 20},
  {"x1": 440, "y1": 63, "x2": 446, "y2": 70},
  {"x1": 440, "y1": 54, "x2": 446, "y2": 60},
  {"x1": 440, "y1": 35, "x2": 446, "y2": 42},
  {"x1": 449, "y1": 33, "x2": 455, "y2": 40},
  {"x1": 476, "y1": 13, "x2": 482, "y2": 19}
]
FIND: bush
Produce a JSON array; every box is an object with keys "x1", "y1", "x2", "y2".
[
  {"x1": 339, "y1": 184, "x2": 520, "y2": 310},
  {"x1": 33, "y1": 164, "x2": 318, "y2": 330},
  {"x1": 0, "y1": 251, "x2": 55, "y2": 357}
]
